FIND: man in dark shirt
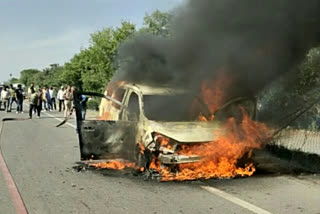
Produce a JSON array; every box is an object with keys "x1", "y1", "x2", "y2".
[{"x1": 15, "y1": 84, "x2": 24, "y2": 113}]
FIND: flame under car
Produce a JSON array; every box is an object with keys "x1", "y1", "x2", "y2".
[{"x1": 74, "y1": 84, "x2": 257, "y2": 170}]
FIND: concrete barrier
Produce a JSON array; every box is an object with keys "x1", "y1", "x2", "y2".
[{"x1": 268, "y1": 129, "x2": 320, "y2": 172}]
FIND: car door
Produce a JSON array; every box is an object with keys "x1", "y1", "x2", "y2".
[{"x1": 75, "y1": 89, "x2": 138, "y2": 161}]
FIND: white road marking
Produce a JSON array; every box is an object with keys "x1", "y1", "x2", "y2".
[
  {"x1": 22, "y1": 102, "x2": 76, "y2": 128},
  {"x1": 201, "y1": 186, "x2": 273, "y2": 214},
  {"x1": 44, "y1": 112, "x2": 76, "y2": 128}
]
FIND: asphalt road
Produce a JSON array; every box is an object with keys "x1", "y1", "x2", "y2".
[{"x1": 0, "y1": 109, "x2": 319, "y2": 214}]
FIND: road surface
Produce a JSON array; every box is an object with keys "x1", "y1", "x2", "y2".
[{"x1": 0, "y1": 109, "x2": 319, "y2": 214}]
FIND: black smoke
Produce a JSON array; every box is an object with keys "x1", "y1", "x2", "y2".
[{"x1": 113, "y1": 0, "x2": 320, "y2": 105}]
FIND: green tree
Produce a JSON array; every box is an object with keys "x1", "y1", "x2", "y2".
[
  {"x1": 28, "y1": 64, "x2": 65, "y2": 88},
  {"x1": 297, "y1": 47, "x2": 320, "y2": 93},
  {"x1": 141, "y1": 10, "x2": 172, "y2": 36},
  {"x1": 61, "y1": 49, "x2": 90, "y2": 90},
  {"x1": 6, "y1": 78, "x2": 20, "y2": 85},
  {"x1": 86, "y1": 21, "x2": 135, "y2": 91},
  {"x1": 19, "y1": 69, "x2": 40, "y2": 87},
  {"x1": 62, "y1": 21, "x2": 136, "y2": 92}
]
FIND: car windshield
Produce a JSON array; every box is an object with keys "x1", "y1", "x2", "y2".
[{"x1": 143, "y1": 94, "x2": 209, "y2": 122}]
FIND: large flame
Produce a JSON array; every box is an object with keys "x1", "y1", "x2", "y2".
[
  {"x1": 201, "y1": 68, "x2": 232, "y2": 115},
  {"x1": 149, "y1": 70, "x2": 269, "y2": 181},
  {"x1": 150, "y1": 110, "x2": 269, "y2": 181},
  {"x1": 148, "y1": 71, "x2": 269, "y2": 181}
]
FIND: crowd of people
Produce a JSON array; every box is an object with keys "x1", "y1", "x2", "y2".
[
  {"x1": 0, "y1": 84, "x2": 24, "y2": 113},
  {"x1": 27, "y1": 83, "x2": 76, "y2": 119},
  {"x1": 0, "y1": 83, "x2": 78, "y2": 120}
]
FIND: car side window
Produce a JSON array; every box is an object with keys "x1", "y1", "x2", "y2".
[
  {"x1": 127, "y1": 92, "x2": 140, "y2": 121},
  {"x1": 112, "y1": 88, "x2": 126, "y2": 109}
]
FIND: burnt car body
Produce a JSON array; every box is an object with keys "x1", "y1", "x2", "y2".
[{"x1": 74, "y1": 84, "x2": 256, "y2": 168}]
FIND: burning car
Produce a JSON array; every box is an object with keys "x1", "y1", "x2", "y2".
[{"x1": 75, "y1": 83, "x2": 264, "y2": 180}]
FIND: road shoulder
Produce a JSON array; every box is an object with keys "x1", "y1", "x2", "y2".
[{"x1": 0, "y1": 113, "x2": 21, "y2": 214}]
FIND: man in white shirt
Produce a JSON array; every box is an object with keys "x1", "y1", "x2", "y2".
[
  {"x1": 1, "y1": 86, "x2": 11, "y2": 112},
  {"x1": 49, "y1": 87, "x2": 57, "y2": 110},
  {"x1": 57, "y1": 86, "x2": 65, "y2": 112}
]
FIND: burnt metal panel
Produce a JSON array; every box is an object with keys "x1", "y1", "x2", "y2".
[
  {"x1": 74, "y1": 91, "x2": 137, "y2": 161},
  {"x1": 78, "y1": 120, "x2": 138, "y2": 160}
]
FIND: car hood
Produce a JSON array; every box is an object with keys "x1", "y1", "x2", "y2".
[{"x1": 148, "y1": 121, "x2": 225, "y2": 143}]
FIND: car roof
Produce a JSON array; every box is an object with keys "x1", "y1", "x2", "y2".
[{"x1": 123, "y1": 83, "x2": 187, "y2": 95}]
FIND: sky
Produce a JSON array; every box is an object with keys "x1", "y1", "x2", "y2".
[{"x1": 0, "y1": 0, "x2": 185, "y2": 83}]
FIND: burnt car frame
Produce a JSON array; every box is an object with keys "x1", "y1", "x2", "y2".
[{"x1": 74, "y1": 84, "x2": 257, "y2": 169}]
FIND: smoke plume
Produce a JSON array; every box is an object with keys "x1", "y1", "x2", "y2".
[{"x1": 113, "y1": 0, "x2": 320, "y2": 104}]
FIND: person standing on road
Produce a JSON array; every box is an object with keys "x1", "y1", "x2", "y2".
[
  {"x1": 63, "y1": 85, "x2": 73, "y2": 117},
  {"x1": 37, "y1": 86, "x2": 42, "y2": 111},
  {"x1": 27, "y1": 82, "x2": 35, "y2": 114},
  {"x1": 27, "y1": 83, "x2": 34, "y2": 97},
  {"x1": 28, "y1": 88, "x2": 39, "y2": 119},
  {"x1": 49, "y1": 87, "x2": 57, "y2": 110},
  {"x1": 8, "y1": 84, "x2": 16, "y2": 112},
  {"x1": 15, "y1": 84, "x2": 24, "y2": 114},
  {"x1": 42, "y1": 87, "x2": 48, "y2": 111},
  {"x1": 57, "y1": 86, "x2": 65, "y2": 112},
  {"x1": 37, "y1": 88, "x2": 43, "y2": 116},
  {"x1": 1, "y1": 86, "x2": 11, "y2": 112},
  {"x1": 45, "y1": 87, "x2": 52, "y2": 111}
]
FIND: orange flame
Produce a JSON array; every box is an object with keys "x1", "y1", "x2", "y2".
[
  {"x1": 198, "y1": 113, "x2": 214, "y2": 122},
  {"x1": 158, "y1": 135, "x2": 172, "y2": 150},
  {"x1": 90, "y1": 160, "x2": 138, "y2": 170},
  {"x1": 151, "y1": 110, "x2": 269, "y2": 181},
  {"x1": 201, "y1": 67, "x2": 232, "y2": 115}
]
